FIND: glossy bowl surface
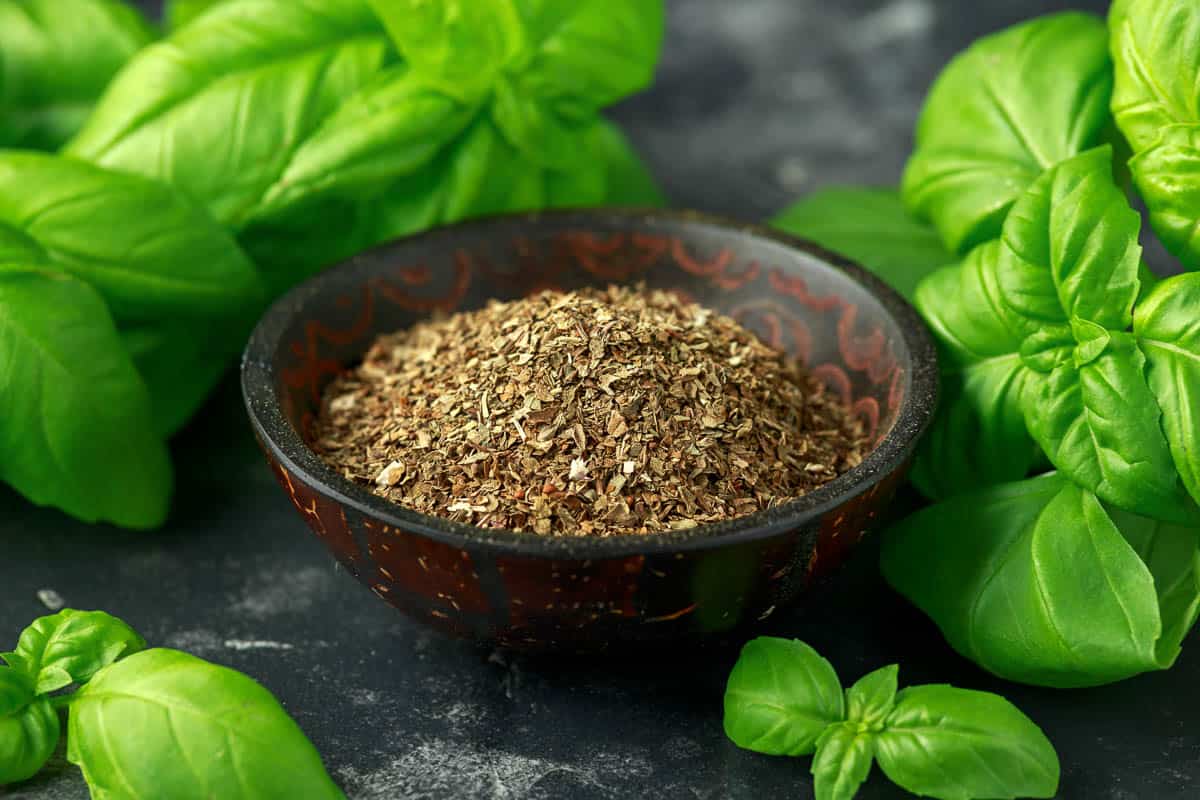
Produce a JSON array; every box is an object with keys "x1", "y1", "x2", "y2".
[{"x1": 242, "y1": 209, "x2": 937, "y2": 650}]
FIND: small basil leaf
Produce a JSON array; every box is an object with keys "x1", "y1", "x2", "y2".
[
  {"x1": 882, "y1": 475, "x2": 1182, "y2": 687},
  {"x1": 0, "y1": 670, "x2": 59, "y2": 787},
  {"x1": 68, "y1": 649, "x2": 346, "y2": 799},
  {"x1": 1134, "y1": 273, "x2": 1200, "y2": 508},
  {"x1": 998, "y1": 147, "x2": 1141, "y2": 335},
  {"x1": 845, "y1": 665, "x2": 898, "y2": 730},
  {"x1": 0, "y1": 268, "x2": 172, "y2": 529},
  {"x1": 0, "y1": 0, "x2": 154, "y2": 151},
  {"x1": 771, "y1": 187, "x2": 952, "y2": 302},
  {"x1": 4, "y1": 610, "x2": 144, "y2": 695},
  {"x1": 1128, "y1": 124, "x2": 1200, "y2": 270},
  {"x1": 723, "y1": 637, "x2": 845, "y2": 756},
  {"x1": 875, "y1": 685, "x2": 1059, "y2": 800},
  {"x1": 902, "y1": 12, "x2": 1111, "y2": 253},
  {"x1": 1111, "y1": 0, "x2": 1200, "y2": 154},
  {"x1": 916, "y1": 246, "x2": 1024, "y2": 367},
  {"x1": 812, "y1": 723, "x2": 874, "y2": 800},
  {"x1": 1023, "y1": 329, "x2": 1192, "y2": 522}
]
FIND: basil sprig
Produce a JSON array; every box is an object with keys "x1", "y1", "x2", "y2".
[
  {"x1": 0, "y1": 609, "x2": 344, "y2": 798},
  {"x1": 724, "y1": 637, "x2": 1060, "y2": 800}
]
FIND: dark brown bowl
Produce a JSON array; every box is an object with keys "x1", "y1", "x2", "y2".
[{"x1": 241, "y1": 209, "x2": 937, "y2": 651}]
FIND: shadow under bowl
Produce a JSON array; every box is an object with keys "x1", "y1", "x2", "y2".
[{"x1": 241, "y1": 209, "x2": 938, "y2": 652}]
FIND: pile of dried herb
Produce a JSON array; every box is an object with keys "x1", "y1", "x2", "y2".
[{"x1": 312, "y1": 285, "x2": 868, "y2": 536}]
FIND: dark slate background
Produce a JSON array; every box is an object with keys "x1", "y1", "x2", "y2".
[{"x1": 6, "y1": 1, "x2": 1199, "y2": 798}]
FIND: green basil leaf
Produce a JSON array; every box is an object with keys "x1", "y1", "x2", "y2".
[
  {"x1": 591, "y1": 120, "x2": 665, "y2": 207},
  {"x1": 845, "y1": 665, "x2": 898, "y2": 730},
  {"x1": 67, "y1": 649, "x2": 346, "y2": 799},
  {"x1": 998, "y1": 147, "x2": 1141, "y2": 335},
  {"x1": 0, "y1": 268, "x2": 172, "y2": 529},
  {"x1": 1023, "y1": 326, "x2": 1192, "y2": 522},
  {"x1": 0, "y1": 152, "x2": 263, "y2": 436},
  {"x1": 1109, "y1": 505, "x2": 1200, "y2": 666},
  {"x1": 1128, "y1": 124, "x2": 1200, "y2": 270},
  {"x1": 812, "y1": 723, "x2": 874, "y2": 800},
  {"x1": 0, "y1": 670, "x2": 59, "y2": 787},
  {"x1": 723, "y1": 637, "x2": 845, "y2": 756},
  {"x1": 882, "y1": 474, "x2": 1187, "y2": 687},
  {"x1": 771, "y1": 188, "x2": 952, "y2": 302},
  {"x1": 0, "y1": 0, "x2": 154, "y2": 151},
  {"x1": 907, "y1": 248, "x2": 1038, "y2": 499},
  {"x1": 165, "y1": 0, "x2": 228, "y2": 30},
  {"x1": 1134, "y1": 273, "x2": 1200, "y2": 508},
  {"x1": 1, "y1": 610, "x2": 144, "y2": 695},
  {"x1": 902, "y1": 12, "x2": 1111, "y2": 253},
  {"x1": 1111, "y1": 0, "x2": 1200, "y2": 155},
  {"x1": 65, "y1": 0, "x2": 395, "y2": 226},
  {"x1": 875, "y1": 685, "x2": 1059, "y2": 800}
]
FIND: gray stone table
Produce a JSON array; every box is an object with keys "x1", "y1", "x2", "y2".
[{"x1": 5, "y1": 1, "x2": 1198, "y2": 798}]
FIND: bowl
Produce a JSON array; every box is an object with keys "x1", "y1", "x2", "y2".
[{"x1": 241, "y1": 209, "x2": 937, "y2": 651}]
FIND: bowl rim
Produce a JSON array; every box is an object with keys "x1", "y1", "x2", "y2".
[{"x1": 242, "y1": 207, "x2": 938, "y2": 558}]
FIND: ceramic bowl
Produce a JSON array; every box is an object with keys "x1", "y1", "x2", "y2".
[{"x1": 241, "y1": 209, "x2": 938, "y2": 651}]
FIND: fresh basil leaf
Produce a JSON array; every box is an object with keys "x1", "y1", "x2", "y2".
[
  {"x1": 845, "y1": 665, "x2": 898, "y2": 730},
  {"x1": 1134, "y1": 273, "x2": 1200, "y2": 508},
  {"x1": 1128, "y1": 124, "x2": 1200, "y2": 270},
  {"x1": 165, "y1": 0, "x2": 227, "y2": 30},
  {"x1": 1111, "y1": 0, "x2": 1200, "y2": 155},
  {"x1": 68, "y1": 649, "x2": 346, "y2": 799},
  {"x1": 65, "y1": 0, "x2": 396, "y2": 226},
  {"x1": 1, "y1": 610, "x2": 144, "y2": 695},
  {"x1": 811, "y1": 723, "x2": 874, "y2": 800},
  {"x1": 1109, "y1": 505, "x2": 1200, "y2": 666},
  {"x1": 0, "y1": 152, "x2": 263, "y2": 436},
  {"x1": 998, "y1": 147, "x2": 1141, "y2": 335},
  {"x1": 875, "y1": 685, "x2": 1059, "y2": 800},
  {"x1": 1023, "y1": 326, "x2": 1192, "y2": 522},
  {"x1": 902, "y1": 12, "x2": 1111, "y2": 253},
  {"x1": 592, "y1": 120, "x2": 665, "y2": 207},
  {"x1": 723, "y1": 637, "x2": 845, "y2": 756},
  {"x1": 0, "y1": 669, "x2": 59, "y2": 787},
  {"x1": 0, "y1": 268, "x2": 172, "y2": 529},
  {"x1": 0, "y1": 0, "x2": 154, "y2": 151},
  {"x1": 771, "y1": 188, "x2": 952, "y2": 302},
  {"x1": 882, "y1": 474, "x2": 1189, "y2": 687},
  {"x1": 908, "y1": 248, "x2": 1039, "y2": 499}
]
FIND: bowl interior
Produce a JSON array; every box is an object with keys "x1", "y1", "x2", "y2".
[{"x1": 244, "y1": 209, "x2": 935, "y2": 554}]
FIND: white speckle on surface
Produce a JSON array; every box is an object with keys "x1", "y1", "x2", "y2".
[
  {"x1": 851, "y1": 0, "x2": 933, "y2": 49},
  {"x1": 163, "y1": 629, "x2": 224, "y2": 655},
  {"x1": 231, "y1": 565, "x2": 328, "y2": 619},
  {"x1": 775, "y1": 156, "x2": 809, "y2": 191},
  {"x1": 338, "y1": 739, "x2": 652, "y2": 800},
  {"x1": 223, "y1": 639, "x2": 296, "y2": 651},
  {"x1": 37, "y1": 588, "x2": 65, "y2": 611}
]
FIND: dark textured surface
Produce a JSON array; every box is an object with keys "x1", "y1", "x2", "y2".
[{"x1": 6, "y1": 1, "x2": 1199, "y2": 798}]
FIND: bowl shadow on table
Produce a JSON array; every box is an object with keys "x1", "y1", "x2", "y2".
[{"x1": 243, "y1": 209, "x2": 939, "y2": 656}]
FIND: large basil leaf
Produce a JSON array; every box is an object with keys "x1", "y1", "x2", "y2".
[
  {"x1": 723, "y1": 638, "x2": 845, "y2": 757},
  {"x1": 0, "y1": 268, "x2": 171, "y2": 529},
  {"x1": 1111, "y1": 0, "x2": 1200, "y2": 155},
  {"x1": 1128, "y1": 124, "x2": 1200, "y2": 269},
  {"x1": 1023, "y1": 325, "x2": 1192, "y2": 522},
  {"x1": 881, "y1": 474, "x2": 1199, "y2": 687},
  {"x1": 908, "y1": 247, "x2": 1039, "y2": 499},
  {"x1": 165, "y1": 0, "x2": 227, "y2": 30},
  {"x1": 1135, "y1": 273, "x2": 1200, "y2": 507},
  {"x1": 66, "y1": 0, "x2": 396, "y2": 226},
  {"x1": 811, "y1": 724, "x2": 874, "y2": 800},
  {"x1": 902, "y1": 12, "x2": 1111, "y2": 253},
  {"x1": 1, "y1": 610, "x2": 145, "y2": 695},
  {"x1": 771, "y1": 188, "x2": 952, "y2": 302},
  {"x1": 593, "y1": 121, "x2": 665, "y2": 206},
  {"x1": 0, "y1": 152, "x2": 263, "y2": 436},
  {"x1": 874, "y1": 685, "x2": 1059, "y2": 799},
  {"x1": 0, "y1": 0, "x2": 154, "y2": 151},
  {"x1": 998, "y1": 147, "x2": 1141, "y2": 335},
  {"x1": 69, "y1": 649, "x2": 345, "y2": 799},
  {"x1": 0, "y1": 669, "x2": 59, "y2": 786}
]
